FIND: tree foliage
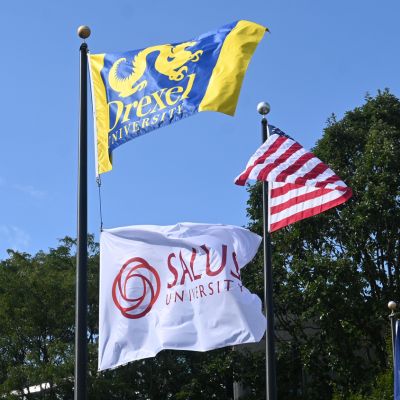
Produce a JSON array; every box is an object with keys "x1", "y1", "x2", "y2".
[
  {"x1": 0, "y1": 91, "x2": 399, "y2": 399},
  {"x1": 0, "y1": 238, "x2": 238, "y2": 399},
  {"x1": 245, "y1": 89, "x2": 400, "y2": 398}
]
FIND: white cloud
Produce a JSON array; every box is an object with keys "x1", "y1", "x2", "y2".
[
  {"x1": 0, "y1": 225, "x2": 31, "y2": 252},
  {"x1": 13, "y1": 184, "x2": 46, "y2": 199}
]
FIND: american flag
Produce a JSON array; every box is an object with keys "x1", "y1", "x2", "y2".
[{"x1": 235, "y1": 125, "x2": 352, "y2": 232}]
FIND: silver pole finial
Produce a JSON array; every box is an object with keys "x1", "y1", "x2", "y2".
[
  {"x1": 389, "y1": 301, "x2": 397, "y2": 312},
  {"x1": 257, "y1": 102, "x2": 271, "y2": 116}
]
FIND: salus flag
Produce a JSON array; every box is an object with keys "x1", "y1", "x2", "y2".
[
  {"x1": 99, "y1": 223, "x2": 266, "y2": 370},
  {"x1": 89, "y1": 20, "x2": 266, "y2": 174},
  {"x1": 235, "y1": 125, "x2": 352, "y2": 232}
]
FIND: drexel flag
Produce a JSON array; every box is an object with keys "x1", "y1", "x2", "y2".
[
  {"x1": 89, "y1": 20, "x2": 266, "y2": 174},
  {"x1": 99, "y1": 223, "x2": 265, "y2": 370},
  {"x1": 235, "y1": 125, "x2": 352, "y2": 231}
]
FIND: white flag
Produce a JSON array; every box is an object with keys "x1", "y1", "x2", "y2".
[{"x1": 99, "y1": 222, "x2": 265, "y2": 371}]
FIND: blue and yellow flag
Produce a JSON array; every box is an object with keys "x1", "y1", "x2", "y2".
[{"x1": 89, "y1": 20, "x2": 266, "y2": 174}]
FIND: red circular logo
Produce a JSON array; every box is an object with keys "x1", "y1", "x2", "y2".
[{"x1": 112, "y1": 257, "x2": 161, "y2": 319}]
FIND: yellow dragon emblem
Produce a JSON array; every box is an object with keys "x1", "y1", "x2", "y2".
[{"x1": 108, "y1": 42, "x2": 203, "y2": 98}]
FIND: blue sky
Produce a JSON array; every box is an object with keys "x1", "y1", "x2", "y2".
[{"x1": 0, "y1": 0, "x2": 399, "y2": 259}]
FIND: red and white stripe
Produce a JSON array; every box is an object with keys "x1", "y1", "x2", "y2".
[{"x1": 235, "y1": 133, "x2": 352, "y2": 232}]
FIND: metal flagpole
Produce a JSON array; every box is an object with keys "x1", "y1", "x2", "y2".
[
  {"x1": 389, "y1": 301, "x2": 397, "y2": 363},
  {"x1": 75, "y1": 25, "x2": 91, "y2": 400},
  {"x1": 258, "y1": 102, "x2": 277, "y2": 400},
  {"x1": 389, "y1": 301, "x2": 399, "y2": 400}
]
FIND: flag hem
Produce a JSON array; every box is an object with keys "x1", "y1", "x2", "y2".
[
  {"x1": 88, "y1": 53, "x2": 113, "y2": 175},
  {"x1": 198, "y1": 20, "x2": 266, "y2": 116}
]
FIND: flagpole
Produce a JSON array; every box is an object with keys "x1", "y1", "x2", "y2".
[
  {"x1": 389, "y1": 301, "x2": 399, "y2": 400},
  {"x1": 258, "y1": 102, "x2": 277, "y2": 400},
  {"x1": 389, "y1": 301, "x2": 397, "y2": 362},
  {"x1": 75, "y1": 25, "x2": 91, "y2": 400}
]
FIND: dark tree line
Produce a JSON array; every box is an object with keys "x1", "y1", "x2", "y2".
[
  {"x1": 0, "y1": 90, "x2": 399, "y2": 399},
  {"x1": 245, "y1": 89, "x2": 400, "y2": 399}
]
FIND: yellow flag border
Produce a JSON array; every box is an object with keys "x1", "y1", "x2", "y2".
[
  {"x1": 199, "y1": 20, "x2": 266, "y2": 116},
  {"x1": 88, "y1": 53, "x2": 112, "y2": 175}
]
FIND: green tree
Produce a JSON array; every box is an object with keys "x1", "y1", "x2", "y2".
[
  {"x1": 245, "y1": 90, "x2": 400, "y2": 398},
  {"x1": 1, "y1": 91, "x2": 399, "y2": 399},
  {"x1": 0, "y1": 240, "x2": 76, "y2": 398},
  {"x1": 0, "y1": 239, "x2": 238, "y2": 400},
  {"x1": 0, "y1": 237, "x2": 98, "y2": 399}
]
